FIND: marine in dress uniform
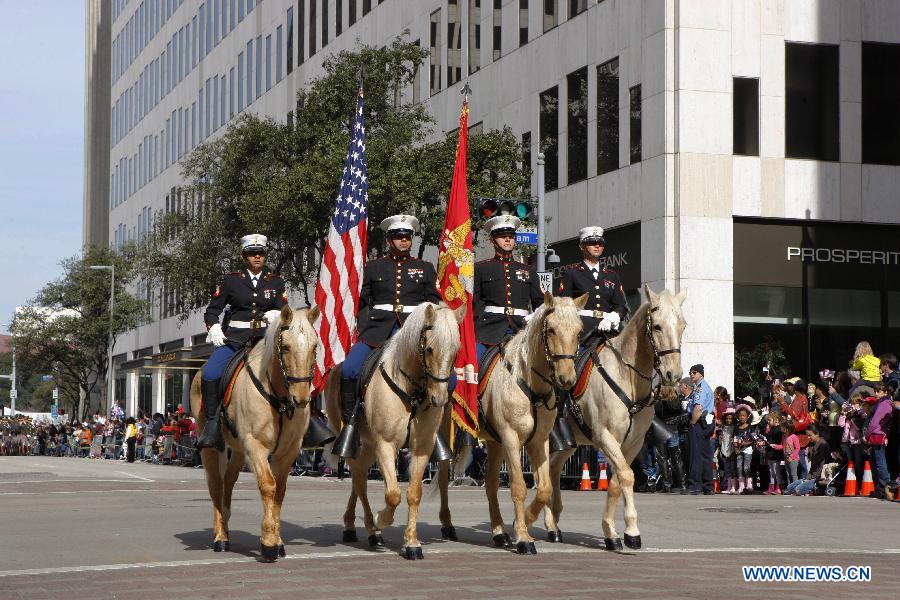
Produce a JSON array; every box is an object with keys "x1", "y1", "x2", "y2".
[
  {"x1": 197, "y1": 234, "x2": 287, "y2": 450},
  {"x1": 473, "y1": 215, "x2": 543, "y2": 362},
  {"x1": 558, "y1": 225, "x2": 628, "y2": 346},
  {"x1": 333, "y1": 215, "x2": 444, "y2": 458}
]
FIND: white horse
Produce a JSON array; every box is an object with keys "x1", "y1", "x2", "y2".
[{"x1": 544, "y1": 285, "x2": 686, "y2": 551}]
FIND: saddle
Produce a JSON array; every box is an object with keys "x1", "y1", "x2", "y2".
[
  {"x1": 219, "y1": 347, "x2": 249, "y2": 407},
  {"x1": 339, "y1": 347, "x2": 386, "y2": 416},
  {"x1": 476, "y1": 344, "x2": 503, "y2": 397},
  {"x1": 572, "y1": 339, "x2": 604, "y2": 400}
]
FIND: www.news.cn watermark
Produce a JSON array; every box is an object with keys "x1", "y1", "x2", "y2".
[{"x1": 742, "y1": 565, "x2": 872, "y2": 583}]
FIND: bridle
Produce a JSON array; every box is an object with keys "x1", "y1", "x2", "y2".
[
  {"x1": 396, "y1": 324, "x2": 454, "y2": 409},
  {"x1": 611, "y1": 304, "x2": 681, "y2": 386},
  {"x1": 530, "y1": 307, "x2": 578, "y2": 392},
  {"x1": 246, "y1": 323, "x2": 315, "y2": 419}
]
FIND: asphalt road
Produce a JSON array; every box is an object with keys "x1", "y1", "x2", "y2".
[{"x1": 0, "y1": 456, "x2": 897, "y2": 599}]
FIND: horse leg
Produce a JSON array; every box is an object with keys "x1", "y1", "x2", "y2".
[
  {"x1": 524, "y1": 439, "x2": 552, "y2": 530},
  {"x1": 595, "y1": 429, "x2": 634, "y2": 551},
  {"x1": 269, "y1": 451, "x2": 295, "y2": 558},
  {"x1": 343, "y1": 443, "x2": 375, "y2": 543},
  {"x1": 544, "y1": 448, "x2": 575, "y2": 542},
  {"x1": 502, "y1": 433, "x2": 535, "y2": 554},
  {"x1": 373, "y1": 440, "x2": 401, "y2": 533},
  {"x1": 243, "y1": 439, "x2": 280, "y2": 561},
  {"x1": 401, "y1": 441, "x2": 431, "y2": 560},
  {"x1": 436, "y1": 459, "x2": 457, "y2": 541},
  {"x1": 221, "y1": 449, "x2": 245, "y2": 545},
  {"x1": 201, "y1": 447, "x2": 229, "y2": 551},
  {"x1": 484, "y1": 440, "x2": 509, "y2": 548}
]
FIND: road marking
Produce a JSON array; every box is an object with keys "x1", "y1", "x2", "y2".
[
  {"x1": 0, "y1": 488, "x2": 207, "y2": 496},
  {"x1": 0, "y1": 546, "x2": 898, "y2": 578},
  {"x1": 116, "y1": 471, "x2": 155, "y2": 482},
  {"x1": 0, "y1": 479, "x2": 151, "y2": 485}
]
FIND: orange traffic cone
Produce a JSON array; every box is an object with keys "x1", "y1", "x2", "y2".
[
  {"x1": 860, "y1": 460, "x2": 875, "y2": 497},
  {"x1": 580, "y1": 463, "x2": 593, "y2": 491},
  {"x1": 843, "y1": 461, "x2": 858, "y2": 496},
  {"x1": 713, "y1": 461, "x2": 720, "y2": 494},
  {"x1": 596, "y1": 462, "x2": 609, "y2": 491}
]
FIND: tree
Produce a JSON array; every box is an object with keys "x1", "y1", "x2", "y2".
[
  {"x1": 734, "y1": 336, "x2": 791, "y2": 400},
  {"x1": 130, "y1": 36, "x2": 529, "y2": 316},
  {"x1": 11, "y1": 246, "x2": 146, "y2": 420}
]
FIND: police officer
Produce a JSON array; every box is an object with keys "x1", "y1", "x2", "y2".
[
  {"x1": 558, "y1": 225, "x2": 628, "y2": 346},
  {"x1": 197, "y1": 234, "x2": 287, "y2": 449},
  {"x1": 333, "y1": 214, "x2": 442, "y2": 458},
  {"x1": 473, "y1": 215, "x2": 543, "y2": 362}
]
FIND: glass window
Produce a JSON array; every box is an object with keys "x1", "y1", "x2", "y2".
[
  {"x1": 567, "y1": 66, "x2": 588, "y2": 184},
  {"x1": 239, "y1": 0, "x2": 244, "y2": 20},
  {"x1": 205, "y1": 78, "x2": 211, "y2": 137},
  {"x1": 221, "y1": 0, "x2": 228, "y2": 40},
  {"x1": 733, "y1": 77, "x2": 760, "y2": 156},
  {"x1": 191, "y1": 102, "x2": 196, "y2": 148},
  {"x1": 309, "y1": 0, "x2": 316, "y2": 57},
  {"x1": 299, "y1": 0, "x2": 306, "y2": 65},
  {"x1": 492, "y1": 0, "x2": 501, "y2": 61},
  {"x1": 213, "y1": 75, "x2": 219, "y2": 131},
  {"x1": 519, "y1": 0, "x2": 528, "y2": 46},
  {"x1": 191, "y1": 16, "x2": 197, "y2": 68},
  {"x1": 336, "y1": 0, "x2": 342, "y2": 35},
  {"x1": 265, "y1": 34, "x2": 272, "y2": 91},
  {"x1": 349, "y1": 0, "x2": 357, "y2": 26},
  {"x1": 412, "y1": 38, "x2": 421, "y2": 104},
  {"x1": 229, "y1": 67, "x2": 235, "y2": 117},
  {"x1": 276, "y1": 26, "x2": 283, "y2": 82},
  {"x1": 447, "y1": 0, "x2": 461, "y2": 85},
  {"x1": 256, "y1": 36, "x2": 262, "y2": 98},
  {"x1": 570, "y1": 0, "x2": 587, "y2": 17},
  {"x1": 539, "y1": 85, "x2": 559, "y2": 190},
  {"x1": 238, "y1": 51, "x2": 244, "y2": 111},
  {"x1": 430, "y1": 9, "x2": 441, "y2": 95},
  {"x1": 177, "y1": 108, "x2": 183, "y2": 157},
  {"x1": 629, "y1": 84, "x2": 642, "y2": 164},
  {"x1": 469, "y1": 0, "x2": 481, "y2": 75},
  {"x1": 206, "y1": 0, "x2": 213, "y2": 54},
  {"x1": 597, "y1": 58, "x2": 619, "y2": 175},
  {"x1": 199, "y1": 3, "x2": 206, "y2": 59},
  {"x1": 246, "y1": 40, "x2": 253, "y2": 104},
  {"x1": 734, "y1": 285, "x2": 803, "y2": 325},
  {"x1": 862, "y1": 42, "x2": 900, "y2": 166},
  {"x1": 809, "y1": 289, "x2": 880, "y2": 327},
  {"x1": 363, "y1": 0, "x2": 371, "y2": 15},
  {"x1": 214, "y1": 0, "x2": 219, "y2": 45},
  {"x1": 322, "y1": 0, "x2": 328, "y2": 46},
  {"x1": 220, "y1": 76, "x2": 226, "y2": 128},
  {"x1": 287, "y1": 7, "x2": 294, "y2": 74},
  {"x1": 230, "y1": 0, "x2": 235, "y2": 30},
  {"x1": 543, "y1": 0, "x2": 557, "y2": 32},
  {"x1": 522, "y1": 131, "x2": 532, "y2": 195},
  {"x1": 785, "y1": 42, "x2": 839, "y2": 161}
]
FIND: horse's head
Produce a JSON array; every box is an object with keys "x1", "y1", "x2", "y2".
[
  {"x1": 643, "y1": 284, "x2": 687, "y2": 386},
  {"x1": 267, "y1": 304, "x2": 320, "y2": 407},
  {"x1": 419, "y1": 302, "x2": 465, "y2": 407},
  {"x1": 535, "y1": 291, "x2": 588, "y2": 390}
]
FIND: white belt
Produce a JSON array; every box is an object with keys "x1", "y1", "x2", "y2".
[
  {"x1": 578, "y1": 309, "x2": 607, "y2": 319},
  {"x1": 484, "y1": 306, "x2": 530, "y2": 317},
  {"x1": 228, "y1": 319, "x2": 267, "y2": 329},
  {"x1": 372, "y1": 303, "x2": 418, "y2": 314}
]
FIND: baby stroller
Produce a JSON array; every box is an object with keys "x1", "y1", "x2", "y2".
[{"x1": 815, "y1": 460, "x2": 846, "y2": 497}]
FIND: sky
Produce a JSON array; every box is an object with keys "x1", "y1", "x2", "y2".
[{"x1": 0, "y1": 1, "x2": 85, "y2": 334}]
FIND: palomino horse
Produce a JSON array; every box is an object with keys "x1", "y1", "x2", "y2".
[
  {"x1": 464, "y1": 293, "x2": 586, "y2": 554},
  {"x1": 544, "y1": 285, "x2": 686, "y2": 551},
  {"x1": 190, "y1": 304, "x2": 320, "y2": 561},
  {"x1": 324, "y1": 302, "x2": 464, "y2": 560}
]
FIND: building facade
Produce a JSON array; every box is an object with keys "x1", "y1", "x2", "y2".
[{"x1": 83, "y1": 0, "x2": 900, "y2": 415}]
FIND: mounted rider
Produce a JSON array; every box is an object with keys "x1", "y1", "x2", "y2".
[
  {"x1": 333, "y1": 214, "x2": 448, "y2": 458},
  {"x1": 558, "y1": 225, "x2": 628, "y2": 346},
  {"x1": 473, "y1": 215, "x2": 544, "y2": 362},
  {"x1": 197, "y1": 234, "x2": 287, "y2": 450}
]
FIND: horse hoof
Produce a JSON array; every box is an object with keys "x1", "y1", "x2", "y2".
[
  {"x1": 492, "y1": 532, "x2": 512, "y2": 548},
  {"x1": 278, "y1": 544, "x2": 286, "y2": 558},
  {"x1": 213, "y1": 540, "x2": 229, "y2": 552},
  {"x1": 403, "y1": 546, "x2": 424, "y2": 560},
  {"x1": 547, "y1": 530, "x2": 563, "y2": 543},
  {"x1": 516, "y1": 541, "x2": 537, "y2": 555},
  {"x1": 604, "y1": 538, "x2": 624, "y2": 552},
  {"x1": 441, "y1": 526, "x2": 458, "y2": 541},
  {"x1": 342, "y1": 530, "x2": 358, "y2": 543},
  {"x1": 259, "y1": 543, "x2": 279, "y2": 562},
  {"x1": 624, "y1": 533, "x2": 642, "y2": 550},
  {"x1": 368, "y1": 533, "x2": 385, "y2": 548}
]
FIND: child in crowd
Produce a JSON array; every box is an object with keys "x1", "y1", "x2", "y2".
[
  {"x1": 772, "y1": 422, "x2": 800, "y2": 486},
  {"x1": 718, "y1": 408, "x2": 737, "y2": 494},
  {"x1": 863, "y1": 384, "x2": 894, "y2": 495},
  {"x1": 850, "y1": 341, "x2": 881, "y2": 393},
  {"x1": 761, "y1": 411, "x2": 784, "y2": 495},
  {"x1": 732, "y1": 404, "x2": 756, "y2": 494},
  {"x1": 841, "y1": 392, "x2": 868, "y2": 487}
]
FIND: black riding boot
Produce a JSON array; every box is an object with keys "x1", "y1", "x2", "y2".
[
  {"x1": 549, "y1": 392, "x2": 577, "y2": 453},
  {"x1": 657, "y1": 443, "x2": 673, "y2": 492},
  {"x1": 196, "y1": 378, "x2": 224, "y2": 451},
  {"x1": 668, "y1": 444, "x2": 686, "y2": 492},
  {"x1": 331, "y1": 378, "x2": 361, "y2": 459}
]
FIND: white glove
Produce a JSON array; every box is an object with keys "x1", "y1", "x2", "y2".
[
  {"x1": 604, "y1": 311, "x2": 621, "y2": 329},
  {"x1": 206, "y1": 324, "x2": 226, "y2": 347},
  {"x1": 263, "y1": 309, "x2": 282, "y2": 325},
  {"x1": 523, "y1": 312, "x2": 535, "y2": 323},
  {"x1": 597, "y1": 317, "x2": 613, "y2": 332}
]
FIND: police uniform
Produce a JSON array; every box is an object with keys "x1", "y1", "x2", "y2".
[
  {"x1": 341, "y1": 215, "x2": 441, "y2": 380},
  {"x1": 473, "y1": 216, "x2": 543, "y2": 359},
  {"x1": 558, "y1": 226, "x2": 627, "y2": 343}
]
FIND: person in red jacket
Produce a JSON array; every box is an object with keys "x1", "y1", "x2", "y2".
[{"x1": 779, "y1": 377, "x2": 811, "y2": 476}]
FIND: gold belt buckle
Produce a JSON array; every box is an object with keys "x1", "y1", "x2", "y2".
[
  {"x1": 251, "y1": 319, "x2": 262, "y2": 329},
  {"x1": 593, "y1": 310, "x2": 604, "y2": 319},
  {"x1": 505, "y1": 306, "x2": 516, "y2": 316},
  {"x1": 394, "y1": 304, "x2": 404, "y2": 313}
]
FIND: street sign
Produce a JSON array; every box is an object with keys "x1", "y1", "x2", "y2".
[
  {"x1": 537, "y1": 271, "x2": 553, "y2": 294},
  {"x1": 9, "y1": 389, "x2": 16, "y2": 400},
  {"x1": 52, "y1": 388, "x2": 59, "y2": 400},
  {"x1": 516, "y1": 226, "x2": 538, "y2": 245},
  {"x1": 51, "y1": 405, "x2": 58, "y2": 419}
]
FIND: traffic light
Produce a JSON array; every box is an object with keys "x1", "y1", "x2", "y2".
[{"x1": 477, "y1": 197, "x2": 534, "y2": 221}]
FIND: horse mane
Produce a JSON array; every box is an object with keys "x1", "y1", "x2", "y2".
[
  {"x1": 256, "y1": 309, "x2": 313, "y2": 368},
  {"x1": 507, "y1": 297, "x2": 582, "y2": 372},
  {"x1": 382, "y1": 302, "x2": 457, "y2": 365}
]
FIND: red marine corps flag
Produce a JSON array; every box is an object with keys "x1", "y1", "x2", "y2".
[{"x1": 437, "y1": 93, "x2": 478, "y2": 437}]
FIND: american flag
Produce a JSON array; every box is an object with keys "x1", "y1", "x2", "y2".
[{"x1": 313, "y1": 89, "x2": 368, "y2": 389}]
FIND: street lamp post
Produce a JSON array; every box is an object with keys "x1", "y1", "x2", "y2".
[{"x1": 89, "y1": 265, "x2": 115, "y2": 416}]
